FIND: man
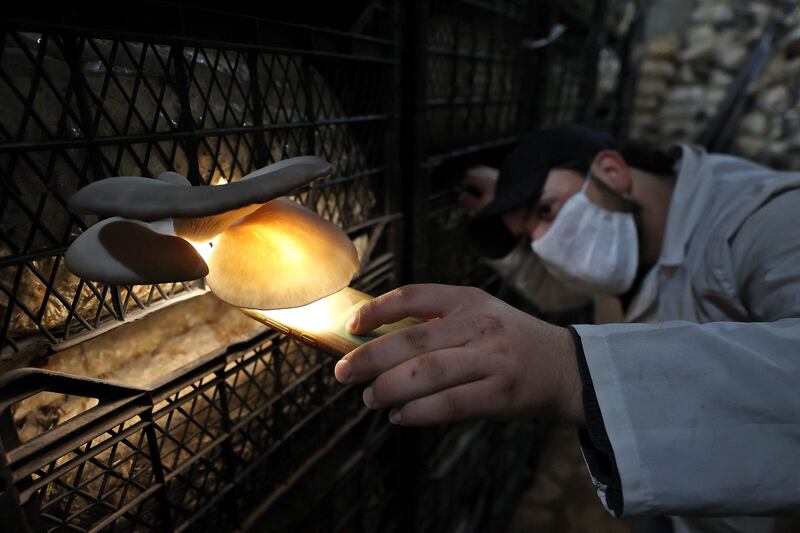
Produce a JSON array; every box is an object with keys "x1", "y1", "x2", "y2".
[{"x1": 332, "y1": 125, "x2": 800, "y2": 532}]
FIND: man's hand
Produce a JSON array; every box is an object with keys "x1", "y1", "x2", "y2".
[
  {"x1": 459, "y1": 166, "x2": 499, "y2": 214},
  {"x1": 334, "y1": 284, "x2": 585, "y2": 426}
]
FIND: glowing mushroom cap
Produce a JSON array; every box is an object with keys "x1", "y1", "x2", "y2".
[{"x1": 205, "y1": 198, "x2": 359, "y2": 309}]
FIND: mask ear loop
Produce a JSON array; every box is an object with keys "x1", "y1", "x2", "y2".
[
  {"x1": 584, "y1": 167, "x2": 636, "y2": 204},
  {"x1": 580, "y1": 168, "x2": 593, "y2": 194},
  {"x1": 580, "y1": 167, "x2": 634, "y2": 209}
]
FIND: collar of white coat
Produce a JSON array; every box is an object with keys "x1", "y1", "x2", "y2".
[
  {"x1": 655, "y1": 143, "x2": 708, "y2": 267},
  {"x1": 622, "y1": 144, "x2": 705, "y2": 323}
]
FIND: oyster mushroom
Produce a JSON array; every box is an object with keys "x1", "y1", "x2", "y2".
[
  {"x1": 69, "y1": 156, "x2": 331, "y2": 221},
  {"x1": 64, "y1": 218, "x2": 208, "y2": 285},
  {"x1": 204, "y1": 198, "x2": 359, "y2": 309},
  {"x1": 65, "y1": 156, "x2": 359, "y2": 309}
]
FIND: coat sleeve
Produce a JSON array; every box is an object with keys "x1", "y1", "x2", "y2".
[{"x1": 574, "y1": 189, "x2": 800, "y2": 516}]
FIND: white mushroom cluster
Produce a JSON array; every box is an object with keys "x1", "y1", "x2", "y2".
[{"x1": 65, "y1": 156, "x2": 360, "y2": 310}]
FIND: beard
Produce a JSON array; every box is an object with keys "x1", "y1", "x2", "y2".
[{"x1": 620, "y1": 199, "x2": 649, "y2": 308}]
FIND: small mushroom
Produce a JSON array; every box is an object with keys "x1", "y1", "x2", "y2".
[
  {"x1": 204, "y1": 198, "x2": 359, "y2": 309},
  {"x1": 65, "y1": 218, "x2": 208, "y2": 285}
]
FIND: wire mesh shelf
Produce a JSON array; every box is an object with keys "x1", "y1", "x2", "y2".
[
  {"x1": 0, "y1": 7, "x2": 399, "y2": 361},
  {"x1": 0, "y1": 1, "x2": 636, "y2": 531}
]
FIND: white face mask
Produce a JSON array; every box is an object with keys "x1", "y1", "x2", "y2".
[{"x1": 530, "y1": 176, "x2": 638, "y2": 296}]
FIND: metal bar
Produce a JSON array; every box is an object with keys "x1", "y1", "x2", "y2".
[
  {"x1": 0, "y1": 439, "x2": 41, "y2": 532},
  {"x1": 0, "y1": 274, "x2": 58, "y2": 345},
  {"x1": 0, "y1": 180, "x2": 62, "y2": 253},
  {"x1": 18, "y1": 260, "x2": 95, "y2": 332},
  {"x1": 9, "y1": 400, "x2": 149, "y2": 492},
  {"x1": 401, "y1": 0, "x2": 431, "y2": 283},
  {"x1": 83, "y1": 482, "x2": 165, "y2": 532},
  {"x1": 382, "y1": 0, "x2": 404, "y2": 289},
  {"x1": 446, "y1": 13, "x2": 462, "y2": 145},
  {"x1": 62, "y1": 33, "x2": 106, "y2": 186},
  {"x1": 247, "y1": 50, "x2": 268, "y2": 168},
  {"x1": 612, "y1": 6, "x2": 645, "y2": 140},
  {"x1": 0, "y1": 25, "x2": 386, "y2": 65},
  {"x1": 0, "y1": 114, "x2": 393, "y2": 153},
  {"x1": 476, "y1": 8, "x2": 492, "y2": 143},
  {"x1": 10, "y1": 31, "x2": 47, "y2": 142},
  {"x1": 426, "y1": 95, "x2": 517, "y2": 107},
  {"x1": 238, "y1": 402, "x2": 370, "y2": 530},
  {"x1": 453, "y1": 0, "x2": 527, "y2": 19},
  {"x1": 38, "y1": 287, "x2": 204, "y2": 353},
  {"x1": 171, "y1": 42, "x2": 201, "y2": 185},
  {"x1": 425, "y1": 45, "x2": 517, "y2": 62},
  {"x1": 527, "y1": 1, "x2": 556, "y2": 127},
  {"x1": 303, "y1": 56, "x2": 317, "y2": 157},
  {"x1": 33, "y1": 254, "x2": 62, "y2": 327},
  {"x1": 515, "y1": 0, "x2": 536, "y2": 132},
  {"x1": 345, "y1": 211, "x2": 402, "y2": 235},
  {"x1": 577, "y1": 0, "x2": 608, "y2": 121},
  {"x1": 141, "y1": 411, "x2": 175, "y2": 532},
  {"x1": 354, "y1": 254, "x2": 396, "y2": 293},
  {"x1": 1, "y1": 10, "x2": 396, "y2": 48},
  {"x1": 424, "y1": 134, "x2": 521, "y2": 166}
]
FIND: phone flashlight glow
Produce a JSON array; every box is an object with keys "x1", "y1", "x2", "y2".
[{"x1": 255, "y1": 287, "x2": 365, "y2": 334}]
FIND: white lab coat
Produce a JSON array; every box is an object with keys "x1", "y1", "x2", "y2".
[{"x1": 490, "y1": 145, "x2": 800, "y2": 532}]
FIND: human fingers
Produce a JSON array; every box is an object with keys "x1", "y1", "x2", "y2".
[
  {"x1": 387, "y1": 377, "x2": 508, "y2": 426},
  {"x1": 335, "y1": 315, "x2": 473, "y2": 384},
  {"x1": 362, "y1": 345, "x2": 484, "y2": 408},
  {"x1": 346, "y1": 284, "x2": 468, "y2": 335}
]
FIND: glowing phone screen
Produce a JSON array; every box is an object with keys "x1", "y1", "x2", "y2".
[{"x1": 241, "y1": 287, "x2": 417, "y2": 354}]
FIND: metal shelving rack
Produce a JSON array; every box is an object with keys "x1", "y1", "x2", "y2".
[{"x1": 0, "y1": 1, "x2": 635, "y2": 531}]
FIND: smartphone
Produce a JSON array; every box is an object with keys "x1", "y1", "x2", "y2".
[{"x1": 240, "y1": 287, "x2": 418, "y2": 356}]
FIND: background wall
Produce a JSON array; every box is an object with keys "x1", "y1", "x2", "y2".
[{"x1": 630, "y1": 0, "x2": 800, "y2": 170}]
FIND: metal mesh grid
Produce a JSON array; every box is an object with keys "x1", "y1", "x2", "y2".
[
  {"x1": 411, "y1": 421, "x2": 544, "y2": 533},
  {"x1": 394, "y1": 3, "x2": 631, "y2": 532},
  {"x1": 424, "y1": 0, "x2": 531, "y2": 157},
  {"x1": 1, "y1": 2, "x2": 638, "y2": 532},
  {"x1": 425, "y1": 176, "x2": 502, "y2": 287},
  {"x1": 0, "y1": 15, "x2": 398, "y2": 361},
  {"x1": 410, "y1": 0, "x2": 629, "y2": 288},
  {"x1": 3, "y1": 332, "x2": 390, "y2": 532},
  {"x1": 534, "y1": 28, "x2": 600, "y2": 129},
  {"x1": 1, "y1": 5, "x2": 403, "y2": 529}
]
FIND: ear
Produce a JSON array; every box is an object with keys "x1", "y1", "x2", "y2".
[{"x1": 591, "y1": 150, "x2": 632, "y2": 196}]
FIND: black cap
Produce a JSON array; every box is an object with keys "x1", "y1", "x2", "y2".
[{"x1": 468, "y1": 125, "x2": 615, "y2": 258}]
